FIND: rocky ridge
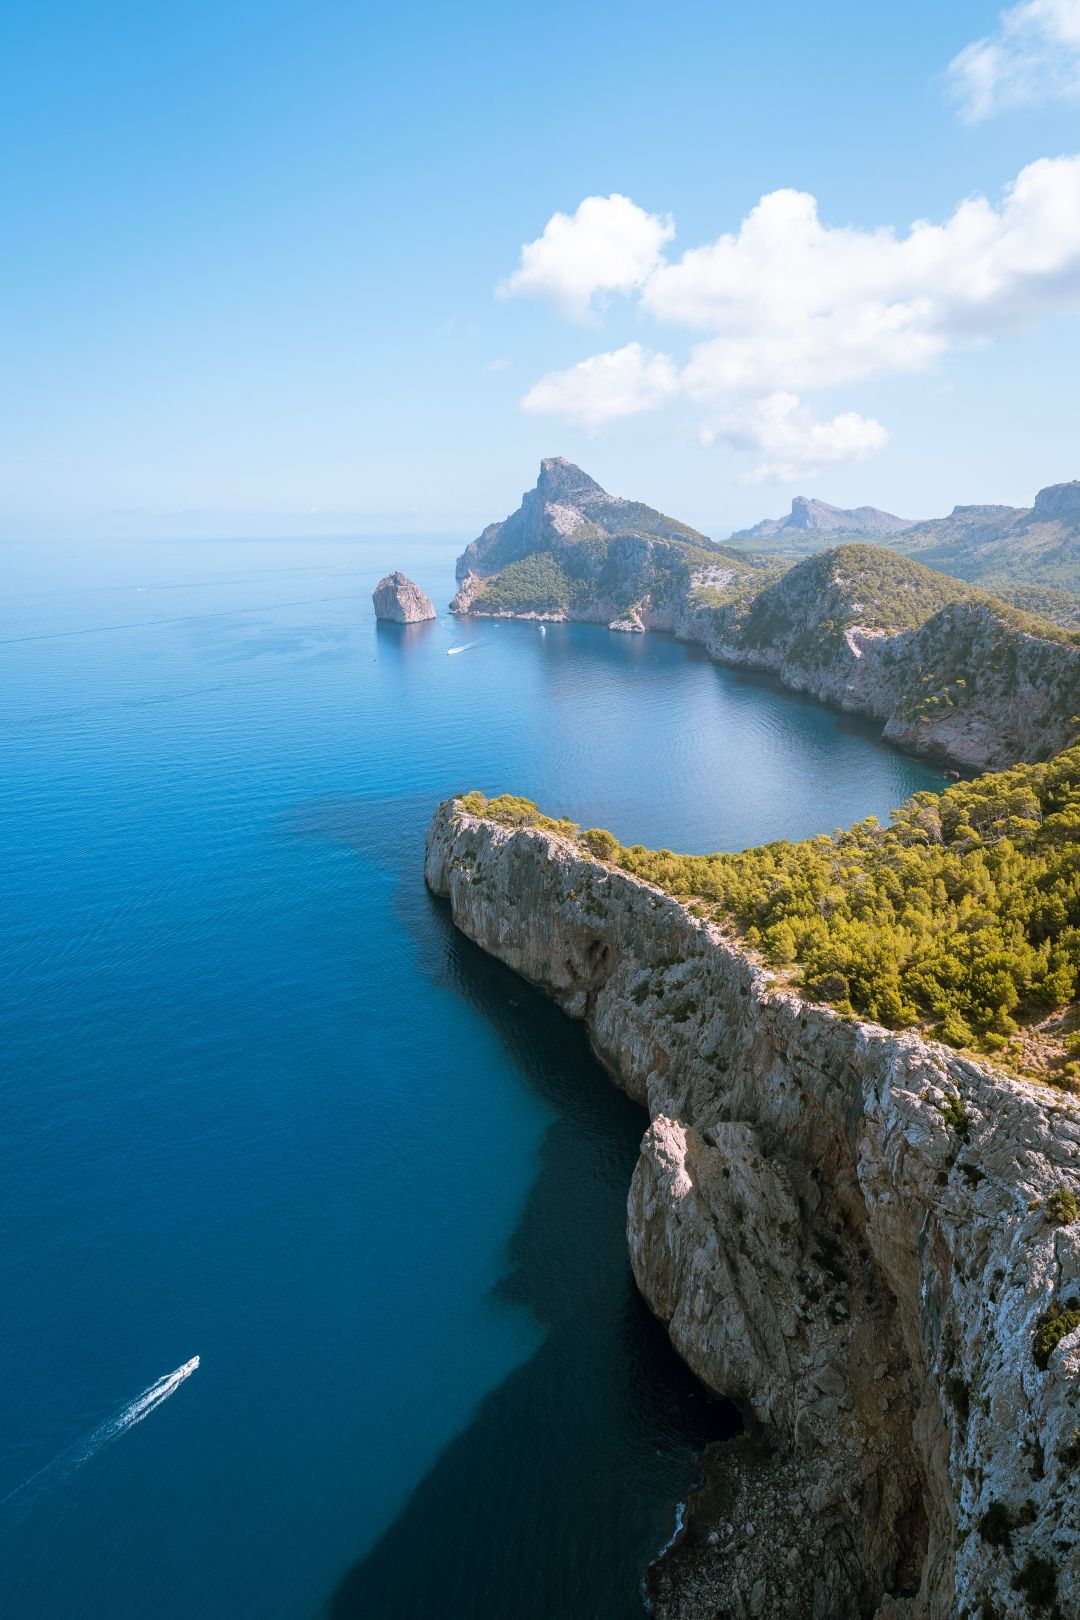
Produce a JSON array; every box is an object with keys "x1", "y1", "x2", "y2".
[
  {"x1": 733, "y1": 495, "x2": 913, "y2": 546},
  {"x1": 425, "y1": 801, "x2": 1080, "y2": 1620},
  {"x1": 371, "y1": 571, "x2": 436, "y2": 623}
]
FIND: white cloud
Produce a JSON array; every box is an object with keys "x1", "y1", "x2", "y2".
[
  {"x1": 509, "y1": 158, "x2": 1080, "y2": 476},
  {"x1": 705, "y1": 393, "x2": 889, "y2": 484},
  {"x1": 499, "y1": 194, "x2": 674, "y2": 321},
  {"x1": 520, "y1": 342, "x2": 679, "y2": 428},
  {"x1": 946, "y1": 0, "x2": 1080, "y2": 121}
]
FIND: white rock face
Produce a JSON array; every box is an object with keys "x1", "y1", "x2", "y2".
[
  {"x1": 424, "y1": 802, "x2": 1080, "y2": 1620},
  {"x1": 371, "y1": 571, "x2": 436, "y2": 623}
]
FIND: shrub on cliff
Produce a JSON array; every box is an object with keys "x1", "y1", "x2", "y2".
[{"x1": 604, "y1": 746, "x2": 1080, "y2": 1071}]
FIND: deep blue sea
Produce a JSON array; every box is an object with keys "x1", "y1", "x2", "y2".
[{"x1": 0, "y1": 536, "x2": 947, "y2": 1619}]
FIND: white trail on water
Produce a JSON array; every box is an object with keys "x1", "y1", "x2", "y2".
[{"x1": 1, "y1": 1357, "x2": 200, "y2": 1510}]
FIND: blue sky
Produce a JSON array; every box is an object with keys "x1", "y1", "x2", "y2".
[{"x1": 4, "y1": 0, "x2": 1080, "y2": 539}]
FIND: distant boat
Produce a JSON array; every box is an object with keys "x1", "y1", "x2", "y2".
[
  {"x1": 447, "y1": 644, "x2": 477, "y2": 656},
  {"x1": 538, "y1": 624, "x2": 546, "y2": 636}
]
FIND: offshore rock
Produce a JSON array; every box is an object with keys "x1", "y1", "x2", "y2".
[
  {"x1": 371, "y1": 571, "x2": 436, "y2": 623},
  {"x1": 424, "y1": 800, "x2": 1080, "y2": 1620}
]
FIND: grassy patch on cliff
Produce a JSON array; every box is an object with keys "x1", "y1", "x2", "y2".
[
  {"x1": 474, "y1": 552, "x2": 578, "y2": 615},
  {"x1": 457, "y1": 746, "x2": 1080, "y2": 1084}
]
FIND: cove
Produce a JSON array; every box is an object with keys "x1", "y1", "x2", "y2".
[{"x1": 0, "y1": 537, "x2": 946, "y2": 1618}]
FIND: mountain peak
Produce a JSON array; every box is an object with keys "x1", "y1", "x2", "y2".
[{"x1": 535, "y1": 457, "x2": 610, "y2": 506}]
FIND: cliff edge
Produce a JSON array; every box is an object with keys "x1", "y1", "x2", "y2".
[{"x1": 425, "y1": 800, "x2": 1080, "y2": 1620}]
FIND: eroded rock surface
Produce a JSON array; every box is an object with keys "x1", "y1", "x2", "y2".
[
  {"x1": 371, "y1": 571, "x2": 436, "y2": 623},
  {"x1": 424, "y1": 801, "x2": 1080, "y2": 1620}
]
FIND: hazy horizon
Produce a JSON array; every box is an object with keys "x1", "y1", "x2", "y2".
[{"x1": 5, "y1": 0, "x2": 1080, "y2": 541}]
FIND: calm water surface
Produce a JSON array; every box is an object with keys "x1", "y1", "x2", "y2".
[{"x1": 0, "y1": 538, "x2": 946, "y2": 1618}]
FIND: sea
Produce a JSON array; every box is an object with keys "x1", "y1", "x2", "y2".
[{"x1": 0, "y1": 535, "x2": 947, "y2": 1618}]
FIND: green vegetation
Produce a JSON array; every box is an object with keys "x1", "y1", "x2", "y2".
[
  {"x1": 978, "y1": 1501, "x2": 1015, "y2": 1550},
  {"x1": 1045, "y1": 1187, "x2": 1079, "y2": 1224},
  {"x1": 475, "y1": 552, "x2": 577, "y2": 615},
  {"x1": 1011, "y1": 1553, "x2": 1059, "y2": 1610},
  {"x1": 456, "y1": 791, "x2": 578, "y2": 840},
  {"x1": 613, "y1": 749, "x2": 1080, "y2": 1071},
  {"x1": 1033, "y1": 1300, "x2": 1080, "y2": 1369},
  {"x1": 740, "y1": 544, "x2": 977, "y2": 650},
  {"x1": 456, "y1": 744, "x2": 1080, "y2": 1080},
  {"x1": 994, "y1": 584, "x2": 1080, "y2": 632},
  {"x1": 473, "y1": 532, "x2": 753, "y2": 621},
  {"x1": 591, "y1": 499, "x2": 708, "y2": 546}
]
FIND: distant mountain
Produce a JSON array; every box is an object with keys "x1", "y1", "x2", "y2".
[
  {"x1": 729, "y1": 481, "x2": 1080, "y2": 591},
  {"x1": 732, "y1": 495, "x2": 913, "y2": 547}
]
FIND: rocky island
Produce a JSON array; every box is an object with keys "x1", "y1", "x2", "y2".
[
  {"x1": 372, "y1": 571, "x2": 436, "y2": 623},
  {"x1": 451, "y1": 460, "x2": 1080, "y2": 772},
  {"x1": 425, "y1": 764, "x2": 1080, "y2": 1620}
]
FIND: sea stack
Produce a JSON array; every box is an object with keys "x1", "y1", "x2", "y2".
[{"x1": 372, "y1": 571, "x2": 436, "y2": 623}]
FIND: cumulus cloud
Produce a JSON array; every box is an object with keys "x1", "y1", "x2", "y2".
[
  {"x1": 703, "y1": 393, "x2": 889, "y2": 484},
  {"x1": 946, "y1": 0, "x2": 1080, "y2": 121},
  {"x1": 508, "y1": 158, "x2": 1080, "y2": 476},
  {"x1": 520, "y1": 342, "x2": 679, "y2": 428},
  {"x1": 499, "y1": 194, "x2": 674, "y2": 321}
]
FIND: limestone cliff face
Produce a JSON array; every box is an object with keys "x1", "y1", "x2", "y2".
[
  {"x1": 425, "y1": 802, "x2": 1080, "y2": 1620},
  {"x1": 689, "y1": 592, "x2": 1080, "y2": 772}
]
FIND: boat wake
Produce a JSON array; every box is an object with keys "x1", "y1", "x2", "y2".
[
  {"x1": 1, "y1": 1357, "x2": 199, "y2": 1515},
  {"x1": 446, "y1": 643, "x2": 479, "y2": 656}
]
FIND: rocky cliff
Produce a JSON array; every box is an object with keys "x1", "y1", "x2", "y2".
[
  {"x1": 688, "y1": 552, "x2": 1080, "y2": 771},
  {"x1": 425, "y1": 801, "x2": 1080, "y2": 1620},
  {"x1": 372, "y1": 571, "x2": 436, "y2": 623}
]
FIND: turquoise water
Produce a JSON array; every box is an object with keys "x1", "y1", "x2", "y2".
[{"x1": 0, "y1": 538, "x2": 946, "y2": 1618}]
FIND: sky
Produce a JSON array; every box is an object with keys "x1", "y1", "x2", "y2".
[{"x1": 4, "y1": 0, "x2": 1080, "y2": 540}]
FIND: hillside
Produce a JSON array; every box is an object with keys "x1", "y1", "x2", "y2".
[
  {"x1": 888, "y1": 482, "x2": 1080, "y2": 590},
  {"x1": 689, "y1": 545, "x2": 1080, "y2": 768}
]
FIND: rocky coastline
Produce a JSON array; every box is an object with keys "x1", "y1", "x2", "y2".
[
  {"x1": 425, "y1": 800, "x2": 1080, "y2": 1619},
  {"x1": 450, "y1": 461, "x2": 1080, "y2": 773}
]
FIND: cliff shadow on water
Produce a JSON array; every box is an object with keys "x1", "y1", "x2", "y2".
[{"x1": 318, "y1": 814, "x2": 738, "y2": 1620}]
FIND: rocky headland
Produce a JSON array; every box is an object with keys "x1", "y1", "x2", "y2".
[
  {"x1": 372, "y1": 571, "x2": 436, "y2": 623},
  {"x1": 451, "y1": 462, "x2": 1080, "y2": 772},
  {"x1": 425, "y1": 798, "x2": 1080, "y2": 1620}
]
